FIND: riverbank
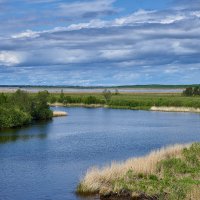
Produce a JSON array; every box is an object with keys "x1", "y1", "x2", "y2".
[
  {"x1": 50, "y1": 102, "x2": 104, "y2": 108},
  {"x1": 77, "y1": 143, "x2": 200, "y2": 200},
  {"x1": 50, "y1": 102, "x2": 200, "y2": 114},
  {"x1": 47, "y1": 92, "x2": 200, "y2": 112}
]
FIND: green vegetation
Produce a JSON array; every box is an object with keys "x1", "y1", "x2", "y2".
[
  {"x1": 102, "y1": 89, "x2": 112, "y2": 103},
  {"x1": 77, "y1": 143, "x2": 200, "y2": 200},
  {"x1": 113, "y1": 143, "x2": 200, "y2": 200},
  {"x1": 0, "y1": 90, "x2": 52, "y2": 129},
  {"x1": 49, "y1": 91, "x2": 200, "y2": 110},
  {"x1": 183, "y1": 86, "x2": 200, "y2": 96},
  {"x1": 1, "y1": 89, "x2": 200, "y2": 128}
]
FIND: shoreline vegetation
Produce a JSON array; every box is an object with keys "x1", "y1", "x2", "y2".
[
  {"x1": 48, "y1": 86, "x2": 200, "y2": 113},
  {"x1": 1, "y1": 87, "x2": 200, "y2": 129},
  {"x1": 77, "y1": 143, "x2": 200, "y2": 200},
  {"x1": 52, "y1": 111, "x2": 68, "y2": 117},
  {"x1": 50, "y1": 103, "x2": 200, "y2": 113},
  {"x1": 150, "y1": 106, "x2": 200, "y2": 113},
  {"x1": 0, "y1": 90, "x2": 53, "y2": 129}
]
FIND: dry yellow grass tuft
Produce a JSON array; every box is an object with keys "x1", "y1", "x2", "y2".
[
  {"x1": 150, "y1": 106, "x2": 200, "y2": 113},
  {"x1": 53, "y1": 111, "x2": 68, "y2": 117},
  {"x1": 186, "y1": 185, "x2": 200, "y2": 200},
  {"x1": 78, "y1": 144, "x2": 190, "y2": 194}
]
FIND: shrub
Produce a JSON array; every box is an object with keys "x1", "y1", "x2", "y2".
[
  {"x1": 102, "y1": 89, "x2": 112, "y2": 103},
  {"x1": 0, "y1": 90, "x2": 52, "y2": 129}
]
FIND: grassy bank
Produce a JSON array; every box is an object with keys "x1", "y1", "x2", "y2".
[
  {"x1": 1, "y1": 91, "x2": 200, "y2": 128},
  {"x1": 48, "y1": 93, "x2": 200, "y2": 111},
  {"x1": 77, "y1": 143, "x2": 200, "y2": 200}
]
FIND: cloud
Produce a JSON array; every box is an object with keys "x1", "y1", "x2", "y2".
[
  {"x1": 0, "y1": 0, "x2": 200, "y2": 85},
  {"x1": 58, "y1": 0, "x2": 118, "y2": 18},
  {"x1": 0, "y1": 51, "x2": 22, "y2": 66},
  {"x1": 12, "y1": 30, "x2": 40, "y2": 39},
  {"x1": 3, "y1": 5, "x2": 200, "y2": 68},
  {"x1": 172, "y1": 0, "x2": 200, "y2": 9},
  {"x1": 0, "y1": 0, "x2": 118, "y2": 36}
]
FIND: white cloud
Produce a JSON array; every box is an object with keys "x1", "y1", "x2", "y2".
[
  {"x1": 12, "y1": 30, "x2": 40, "y2": 39},
  {"x1": 58, "y1": 0, "x2": 117, "y2": 17},
  {"x1": 100, "y1": 49, "x2": 133, "y2": 60},
  {"x1": 0, "y1": 51, "x2": 22, "y2": 66}
]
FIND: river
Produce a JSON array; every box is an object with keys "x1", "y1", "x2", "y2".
[{"x1": 0, "y1": 107, "x2": 200, "y2": 200}]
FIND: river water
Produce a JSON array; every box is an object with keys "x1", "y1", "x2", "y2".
[{"x1": 0, "y1": 107, "x2": 200, "y2": 200}]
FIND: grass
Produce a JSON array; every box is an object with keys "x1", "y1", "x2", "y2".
[
  {"x1": 48, "y1": 93, "x2": 200, "y2": 110},
  {"x1": 52, "y1": 111, "x2": 68, "y2": 117},
  {"x1": 150, "y1": 106, "x2": 200, "y2": 113},
  {"x1": 3, "y1": 92, "x2": 200, "y2": 110},
  {"x1": 77, "y1": 143, "x2": 200, "y2": 200}
]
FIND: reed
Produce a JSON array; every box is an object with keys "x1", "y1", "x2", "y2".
[
  {"x1": 77, "y1": 143, "x2": 200, "y2": 200},
  {"x1": 53, "y1": 111, "x2": 68, "y2": 117}
]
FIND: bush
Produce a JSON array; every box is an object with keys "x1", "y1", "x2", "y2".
[
  {"x1": 84, "y1": 96, "x2": 101, "y2": 104},
  {"x1": 0, "y1": 90, "x2": 52, "y2": 129},
  {"x1": 0, "y1": 107, "x2": 32, "y2": 128},
  {"x1": 183, "y1": 86, "x2": 200, "y2": 96},
  {"x1": 102, "y1": 89, "x2": 112, "y2": 103}
]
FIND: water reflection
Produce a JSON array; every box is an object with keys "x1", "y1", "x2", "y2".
[
  {"x1": 0, "y1": 133, "x2": 47, "y2": 144},
  {"x1": 0, "y1": 120, "x2": 52, "y2": 144}
]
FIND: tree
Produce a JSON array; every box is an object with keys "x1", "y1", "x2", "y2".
[
  {"x1": 193, "y1": 86, "x2": 200, "y2": 96},
  {"x1": 183, "y1": 87, "x2": 193, "y2": 96},
  {"x1": 31, "y1": 91, "x2": 52, "y2": 120},
  {"x1": 102, "y1": 89, "x2": 112, "y2": 103},
  {"x1": 183, "y1": 86, "x2": 200, "y2": 96},
  {"x1": 58, "y1": 89, "x2": 65, "y2": 103}
]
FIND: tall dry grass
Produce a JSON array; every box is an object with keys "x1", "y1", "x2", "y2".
[
  {"x1": 186, "y1": 185, "x2": 200, "y2": 200},
  {"x1": 150, "y1": 106, "x2": 200, "y2": 113},
  {"x1": 53, "y1": 111, "x2": 68, "y2": 117},
  {"x1": 78, "y1": 144, "x2": 190, "y2": 194}
]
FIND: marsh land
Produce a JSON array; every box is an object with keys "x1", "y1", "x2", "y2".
[{"x1": 0, "y1": 87, "x2": 200, "y2": 200}]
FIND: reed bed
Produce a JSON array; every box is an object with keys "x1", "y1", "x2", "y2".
[
  {"x1": 77, "y1": 144, "x2": 189, "y2": 195},
  {"x1": 151, "y1": 106, "x2": 200, "y2": 113}
]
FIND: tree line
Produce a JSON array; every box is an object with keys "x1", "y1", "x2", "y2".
[
  {"x1": 0, "y1": 90, "x2": 52, "y2": 129},
  {"x1": 183, "y1": 86, "x2": 200, "y2": 96}
]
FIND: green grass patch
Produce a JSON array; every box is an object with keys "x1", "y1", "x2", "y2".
[
  {"x1": 48, "y1": 92, "x2": 200, "y2": 109},
  {"x1": 113, "y1": 143, "x2": 200, "y2": 200}
]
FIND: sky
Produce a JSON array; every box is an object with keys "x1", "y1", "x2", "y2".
[{"x1": 0, "y1": 0, "x2": 200, "y2": 86}]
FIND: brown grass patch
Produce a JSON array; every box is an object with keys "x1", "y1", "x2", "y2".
[
  {"x1": 78, "y1": 144, "x2": 190, "y2": 194},
  {"x1": 53, "y1": 111, "x2": 68, "y2": 117}
]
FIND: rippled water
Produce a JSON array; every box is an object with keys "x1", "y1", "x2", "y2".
[{"x1": 0, "y1": 107, "x2": 200, "y2": 200}]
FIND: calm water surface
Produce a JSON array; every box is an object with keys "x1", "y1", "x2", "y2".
[{"x1": 0, "y1": 107, "x2": 200, "y2": 200}]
